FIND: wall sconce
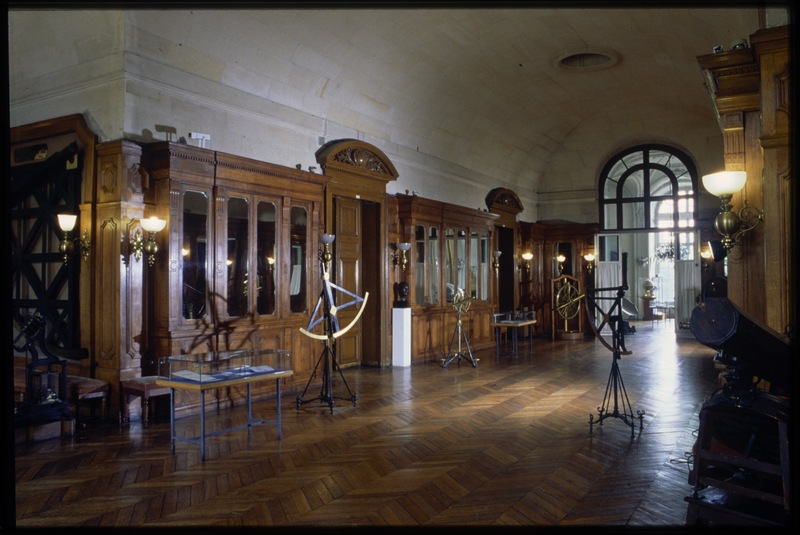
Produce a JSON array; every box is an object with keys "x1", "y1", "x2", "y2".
[
  {"x1": 319, "y1": 233, "x2": 335, "y2": 273},
  {"x1": 583, "y1": 253, "x2": 595, "y2": 275},
  {"x1": 492, "y1": 250, "x2": 502, "y2": 273},
  {"x1": 391, "y1": 242, "x2": 412, "y2": 271},
  {"x1": 130, "y1": 216, "x2": 167, "y2": 267},
  {"x1": 519, "y1": 251, "x2": 533, "y2": 271},
  {"x1": 556, "y1": 253, "x2": 566, "y2": 275},
  {"x1": 57, "y1": 213, "x2": 90, "y2": 264},
  {"x1": 699, "y1": 247, "x2": 712, "y2": 271},
  {"x1": 702, "y1": 170, "x2": 764, "y2": 261}
]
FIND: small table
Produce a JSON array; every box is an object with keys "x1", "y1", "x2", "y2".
[
  {"x1": 491, "y1": 318, "x2": 537, "y2": 357},
  {"x1": 120, "y1": 376, "x2": 172, "y2": 426},
  {"x1": 156, "y1": 349, "x2": 292, "y2": 461}
]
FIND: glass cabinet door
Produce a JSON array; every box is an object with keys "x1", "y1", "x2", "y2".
[
  {"x1": 289, "y1": 206, "x2": 307, "y2": 313},
  {"x1": 256, "y1": 200, "x2": 277, "y2": 315},
  {"x1": 479, "y1": 233, "x2": 488, "y2": 300},
  {"x1": 445, "y1": 228, "x2": 455, "y2": 302},
  {"x1": 182, "y1": 190, "x2": 209, "y2": 320},
  {"x1": 457, "y1": 229, "x2": 466, "y2": 297},
  {"x1": 226, "y1": 196, "x2": 249, "y2": 317},
  {"x1": 414, "y1": 225, "x2": 426, "y2": 306},
  {"x1": 427, "y1": 226, "x2": 439, "y2": 305}
]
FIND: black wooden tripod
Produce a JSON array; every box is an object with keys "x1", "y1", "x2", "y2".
[
  {"x1": 586, "y1": 285, "x2": 645, "y2": 438},
  {"x1": 296, "y1": 285, "x2": 356, "y2": 413},
  {"x1": 296, "y1": 236, "x2": 367, "y2": 414}
]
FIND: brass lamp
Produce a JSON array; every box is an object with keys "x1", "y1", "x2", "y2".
[
  {"x1": 583, "y1": 253, "x2": 595, "y2": 274},
  {"x1": 133, "y1": 216, "x2": 167, "y2": 267},
  {"x1": 319, "y1": 234, "x2": 335, "y2": 273},
  {"x1": 391, "y1": 242, "x2": 412, "y2": 271},
  {"x1": 702, "y1": 170, "x2": 764, "y2": 261},
  {"x1": 57, "y1": 213, "x2": 90, "y2": 264},
  {"x1": 556, "y1": 253, "x2": 566, "y2": 275},
  {"x1": 492, "y1": 250, "x2": 502, "y2": 273},
  {"x1": 520, "y1": 251, "x2": 533, "y2": 271}
]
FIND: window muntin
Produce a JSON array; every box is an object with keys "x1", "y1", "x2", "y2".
[{"x1": 599, "y1": 145, "x2": 698, "y2": 232}]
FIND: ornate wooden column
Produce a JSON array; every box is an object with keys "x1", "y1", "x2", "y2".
[{"x1": 93, "y1": 140, "x2": 151, "y2": 418}]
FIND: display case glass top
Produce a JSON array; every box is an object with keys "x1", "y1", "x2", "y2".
[{"x1": 159, "y1": 348, "x2": 292, "y2": 386}]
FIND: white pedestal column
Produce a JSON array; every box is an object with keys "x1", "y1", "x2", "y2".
[{"x1": 392, "y1": 307, "x2": 411, "y2": 367}]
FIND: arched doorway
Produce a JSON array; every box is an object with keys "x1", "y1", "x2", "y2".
[{"x1": 315, "y1": 140, "x2": 399, "y2": 366}]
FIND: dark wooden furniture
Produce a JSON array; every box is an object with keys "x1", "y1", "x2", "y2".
[{"x1": 119, "y1": 376, "x2": 172, "y2": 426}]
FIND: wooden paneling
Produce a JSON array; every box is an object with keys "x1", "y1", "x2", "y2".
[{"x1": 697, "y1": 25, "x2": 791, "y2": 333}]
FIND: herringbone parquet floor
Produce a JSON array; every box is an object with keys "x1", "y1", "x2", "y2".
[{"x1": 13, "y1": 320, "x2": 723, "y2": 528}]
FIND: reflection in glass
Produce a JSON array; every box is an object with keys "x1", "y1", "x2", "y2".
[
  {"x1": 256, "y1": 201, "x2": 276, "y2": 315},
  {"x1": 289, "y1": 206, "x2": 307, "y2": 313},
  {"x1": 427, "y1": 226, "x2": 439, "y2": 305},
  {"x1": 415, "y1": 225, "x2": 426, "y2": 306},
  {"x1": 227, "y1": 197, "x2": 249, "y2": 317},
  {"x1": 457, "y1": 230, "x2": 466, "y2": 295},
  {"x1": 445, "y1": 228, "x2": 455, "y2": 302},
  {"x1": 470, "y1": 232, "x2": 479, "y2": 299},
  {"x1": 479, "y1": 233, "x2": 488, "y2": 300},
  {"x1": 182, "y1": 190, "x2": 208, "y2": 320}
]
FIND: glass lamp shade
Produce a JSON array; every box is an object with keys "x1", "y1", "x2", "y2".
[
  {"x1": 583, "y1": 253, "x2": 595, "y2": 262},
  {"x1": 521, "y1": 252, "x2": 533, "y2": 261},
  {"x1": 702, "y1": 171, "x2": 747, "y2": 196},
  {"x1": 397, "y1": 242, "x2": 411, "y2": 251},
  {"x1": 140, "y1": 216, "x2": 167, "y2": 233},
  {"x1": 319, "y1": 233, "x2": 336, "y2": 245},
  {"x1": 492, "y1": 250, "x2": 502, "y2": 259},
  {"x1": 57, "y1": 214, "x2": 77, "y2": 232}
]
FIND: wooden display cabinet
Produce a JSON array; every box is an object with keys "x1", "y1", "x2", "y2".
[
  {"x1": 396, "y1": 194, "x2": 498, "y2": 363},
  {"x1": 142, "y1": 142, "x2": 328, "y2": 400},
  {"x1": 521, "y1": 220, "x2": 599, "y2": 339}
]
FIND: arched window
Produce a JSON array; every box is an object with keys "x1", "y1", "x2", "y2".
[{"x1": 599, "y1": 144, "x2": 698, "y2": 232}]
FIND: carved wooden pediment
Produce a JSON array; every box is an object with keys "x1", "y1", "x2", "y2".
[
  {"x1": 486, "y1": 187, "x2": 524, "y2": 213},
  {"x1": 315, "y1": 139, "x2": 398, "y2": 181}
]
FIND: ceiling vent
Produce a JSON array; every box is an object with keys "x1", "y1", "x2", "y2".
[{"x1": 551, "y1": 47, "x2": 620, "y2": 72}]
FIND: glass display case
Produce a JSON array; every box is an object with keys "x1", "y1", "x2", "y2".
[{"x1": 159, "y1": 348, "x2": 292, "y2": 385}]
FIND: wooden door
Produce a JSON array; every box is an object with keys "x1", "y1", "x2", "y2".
[{"x1": 333, "y1": 196, "x2": 362, "y2": 367}]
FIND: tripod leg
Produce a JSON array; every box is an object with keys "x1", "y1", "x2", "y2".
[
  {"x1": 461, "y1": 324, "x2": 477, "y2": 367},
  {"x1": 297, "y1": 343, "x2": 326, "y2": 408},
  {"x1": 330, "y1": 341, "x2": 357, "y2": 407},
  {"x1": 442, "y1": 321, "x2": 461, "y2": 368}
]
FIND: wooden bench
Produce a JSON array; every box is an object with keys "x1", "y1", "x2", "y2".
[
  {"x1": 68, "y1": 375, "x2": 111, "y2": 422},
  {"x1": 119, "y1": 376, "x2": 171, "y2": 426}
]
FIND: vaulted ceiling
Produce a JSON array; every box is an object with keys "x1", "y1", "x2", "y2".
[{"x1": 211, "y1": 5, "x2": 763, "y2": 195}]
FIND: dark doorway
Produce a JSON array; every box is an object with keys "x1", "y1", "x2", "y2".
[{"x1": 498, "y1": 226, "x2": 515, "y2": 313}]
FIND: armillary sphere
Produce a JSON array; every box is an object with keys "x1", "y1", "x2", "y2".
[
  {"x1": 584, "y1": 288, "x2": 632, "y2": 356},
  {"x1": 555, "y1": 280, "x2": 583, "y2": 320},
  {"x1": 452, "y1": 290, "x2": 472, "y2": 314}
]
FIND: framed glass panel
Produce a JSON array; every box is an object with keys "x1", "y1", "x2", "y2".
[
  {"x1": 415, "y1": 225, "x2": 426, "y2": 306},
  {"x1": 256, "y1": 201, "x2": 276, "y2": 315},
  {"x1": 599, "y1": 235, "x2": 619, "y2": 262},
  {"x1": 479, "y1": 233, "x2": 488, "y2": 300},
  {"x1": 470, "y1": 232, "x2": 479, "y2": 299},
  {"x1": 445, "y1": 228, "x2": 455, "y2": 302},
  {"x1": 427, "y1": 226, "x2": 439, "y2": 305},
  {"x1": 621, "y1": 201, "x2": 645, "y2": 228},
  {"x1": 603, "y1": 203, "x2": 618, "y2": 229},
  {"x1": 182, "y1": 190, "x2": 209, "y2": 320},
  {"x1": 226, "y1": 197, "x2": 249, "y2": 317},
  {"x1": 457, "y1": 230, "x2": 466, "y2": 296},
  {"x1": 289, "y1": 206, "x2": 307, "y2": 313}
]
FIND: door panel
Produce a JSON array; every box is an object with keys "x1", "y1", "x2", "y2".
[{"x1": 334, "y1": 197, "x2": 361, "y2": 366}]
